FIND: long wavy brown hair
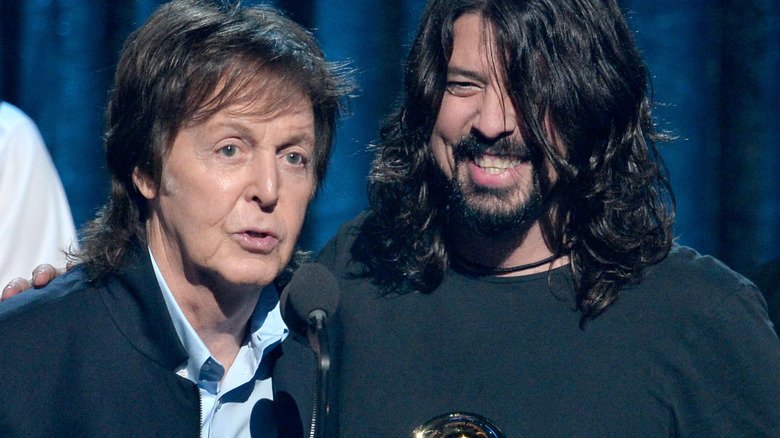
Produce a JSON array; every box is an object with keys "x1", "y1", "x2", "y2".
[{"x1": 352, "y1": 0, "x2": 675, "y2": 322}]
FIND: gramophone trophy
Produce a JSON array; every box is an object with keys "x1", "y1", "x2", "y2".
[{"x1": 412, "y1": 412, "x2": 506, "y2": 438}]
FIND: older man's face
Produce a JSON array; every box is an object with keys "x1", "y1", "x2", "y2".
[{"x1": 138, "y1": 93, "x2": 316, "y2": 290}]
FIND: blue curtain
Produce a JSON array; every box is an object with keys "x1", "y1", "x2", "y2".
[
  {"x1": 1, "y1": 0, "x2": 778, "y2": 276},
  {"x1": 623, "y1": 0, "x2": 780, "y2": 274}
]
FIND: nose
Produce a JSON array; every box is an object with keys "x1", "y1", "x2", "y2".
[
  {"x1": 248, "y1": 155, "x2": 280, "y2": 210},
  {"x1": 471, "y1": 83, "x2": 518, "y2": 141}
]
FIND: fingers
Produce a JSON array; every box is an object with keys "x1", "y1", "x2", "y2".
[
  {"x1": 0, "y1": 264, "x2": 66, "y2": 302},
  {"x1": 1, "y1": 277, "x2": 32, "y2": 302},
  {"x1": 30, "y1": 264, "x2": 62, "y2": 288}
]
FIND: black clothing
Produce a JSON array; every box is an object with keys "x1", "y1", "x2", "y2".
[
  {"x1": 0, "y1": 243, "x2": 201, "y2": 437},
  {"x1": 315, "y1": 212, "x2": 780, "y2": 437},
  {"x1": 0, "y1": 238, "x2": 318, "y2": 438},
  {"x1": 3, "y1": 217, "x2": 777, "y2": 437},
  {"x1": 274, "y1": 332, "x2": 317, "y2": 438}
]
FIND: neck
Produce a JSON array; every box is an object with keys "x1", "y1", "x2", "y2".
[
  {"x1": 447, "y1": 220, "x2": 566, "y2": 277},
  {"x1": 146, "y1": 225, "x2": 259, "y2": 371},
  {"x1": 451, "y1": 254, "x2": 557, "y2": 276},
  {"x1": 171, "y1": 283, "x2": 256, "y2": 368}
]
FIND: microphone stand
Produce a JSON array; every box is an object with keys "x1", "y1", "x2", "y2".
[{"x1": 306, "y1": 309, "x2": 330, "y2": 438}]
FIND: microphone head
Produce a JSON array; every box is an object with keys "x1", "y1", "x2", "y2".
[{"x1": 280, "y1": 263, "x2": 340, "y2": 332}]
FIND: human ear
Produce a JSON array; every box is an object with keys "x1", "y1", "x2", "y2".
[{"x1": 132, "y1": 167, "x2": 158, "y2": 200}]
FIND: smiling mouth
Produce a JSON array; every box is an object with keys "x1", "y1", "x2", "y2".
[{"x1": 473, "y1": 155, "x2": 524, "y2": 174}]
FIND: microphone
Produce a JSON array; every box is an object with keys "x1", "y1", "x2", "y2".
[
  {"x1": 280, "y1": 262, "x2": 340, "y2": 338},
  {"x1": 280, "y1": 263, "x2": 340, "y2": 438}
]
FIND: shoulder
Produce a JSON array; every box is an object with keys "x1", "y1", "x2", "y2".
[
  {"x1": 314, "y1": 210, "x2": 370, "y2": 274},
  {"x1": 0, "y1": 265, "x2": 97, "y2": 323},
  {"x1": 0, "y1": 102, "x2": 37, "y2": 133},
  {"x1": 0, "y1": 245, "x2": 186, "y2": 365},
  {"x1": 620, "y1": 247, "x2": 780, "y2": 432},
  {"x1": 617, "y1": 245, "x2": 775, "y2": 345},
  {"x1": 0, "y1": 265, "x2": 110, "y2": 365},
  {"x1": 638, "y1": 245, "x2": 760, "y2": 308},
  {"x1": 0, "y1": 102, "x2": 43, "y2": 156},
  {"x1": 0, "y1": 243, "x2": 153, "y2": 326}
]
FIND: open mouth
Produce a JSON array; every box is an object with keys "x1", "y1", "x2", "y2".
[
  {"x1": 473, "y1": 155, "x2": 523, "y2": 175},
  {"x1": 235, "y1": 229, "x2": 279, "y2": 254},
  {"x1": 246, "y1": 230, "x2": 269, "y2": 238}
]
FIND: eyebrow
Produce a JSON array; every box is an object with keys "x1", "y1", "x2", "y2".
[
  {"x1": 447, "y1": 66, "x2": 488, "y2": 83},
  {"x1": 278, "y1": 131, "x2": 316, "y2": 148},
  {"x1": 208, "y1": 118, "x2": 315, "y2": 147}
]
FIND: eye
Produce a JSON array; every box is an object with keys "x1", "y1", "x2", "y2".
[
  {"x1": 446, "y1": 81, "x2": 480, "y2": 97},
  {"x1": 447, "y1": 81, "x2": 472, "y2": 88},
  {"x1": 218, "y1": 144, "x2": 238, "y2": 157},
  {"x1": 285, "y1": 152, "x2": 305, "y2": 166}
]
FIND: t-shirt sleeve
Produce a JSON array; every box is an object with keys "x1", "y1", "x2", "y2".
[{"x1": 671, "y1": 282, "x2": 780, "y2": 435}]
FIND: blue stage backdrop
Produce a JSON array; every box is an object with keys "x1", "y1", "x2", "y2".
[{"x1": 0, "y1": 0, "x2": 777, "y2": 276}]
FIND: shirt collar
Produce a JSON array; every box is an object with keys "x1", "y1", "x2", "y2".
[{"x1": 148, "y1": 247, "x2": 288, "y2": 384}]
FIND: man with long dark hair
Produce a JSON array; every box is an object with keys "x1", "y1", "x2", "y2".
[
  {"x1": 0, "y1": 0, "x2": 350, "y2": 436},
  {"x1": 312, "y1": 0, "x2": 780, "y2": 435}
]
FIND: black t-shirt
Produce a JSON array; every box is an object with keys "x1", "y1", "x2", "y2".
[{"x1": 316, "y1": 213, "x2": 780, "y2": 437}]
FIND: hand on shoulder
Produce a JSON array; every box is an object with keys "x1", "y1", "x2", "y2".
[{"x1": 1, "y1": 264, "x2": 66, "y2": 301}]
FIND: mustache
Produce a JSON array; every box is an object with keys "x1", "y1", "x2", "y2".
[{"x1": 452, "y1": 134, "x2": 532, "y2": 162}]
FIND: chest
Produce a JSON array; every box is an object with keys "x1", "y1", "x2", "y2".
[{"x1": 331, "y1": 276, "x2": 674, "y2": 437}]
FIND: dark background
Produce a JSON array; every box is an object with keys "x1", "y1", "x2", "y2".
[{"x1": 1, "y1": 0, "x2": 778, "y2": 277}]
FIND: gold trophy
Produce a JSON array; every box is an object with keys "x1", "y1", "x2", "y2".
[{"x1": 412, "y1": 412, "x2": 506, "y2": 438}]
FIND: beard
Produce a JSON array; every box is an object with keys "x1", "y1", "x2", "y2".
[
  {"x1": 442, "y1": 135, "x2": 545, "y2": 239},
  {"x1": 446, "y1": 170, "x2": 544, "y2": 238}
]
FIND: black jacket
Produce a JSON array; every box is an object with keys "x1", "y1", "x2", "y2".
[{"x1": 0, "y1": 242, "x2": 317, "y2": 438}]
